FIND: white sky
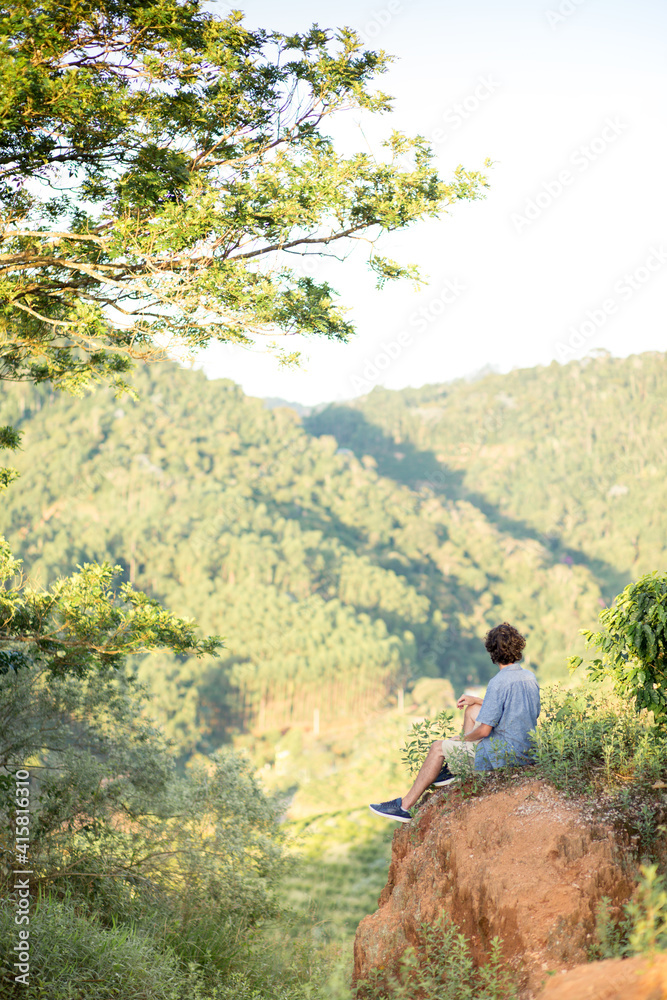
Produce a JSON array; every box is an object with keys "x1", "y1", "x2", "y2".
[{"x1": 197, "y1": 0, "x2": 667, "y2": 405}]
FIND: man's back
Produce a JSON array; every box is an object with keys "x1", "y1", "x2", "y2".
[{"x1": 474, "y1": 663, "x2": 540, "y2": 770}]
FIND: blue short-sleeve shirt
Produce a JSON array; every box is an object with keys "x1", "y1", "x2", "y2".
[{"x1": 474, "y1": 662, "x2": 540, "y2": 771}]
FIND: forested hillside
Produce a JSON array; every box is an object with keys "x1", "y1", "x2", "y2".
[
  {"x1": 308, "y1": 351, "x2": 667, "y2": 600},
  {"x1": 0, "y1": 360, "x2": 613, "y2": 754}
]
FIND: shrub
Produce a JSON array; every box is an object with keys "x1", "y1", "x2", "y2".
[
  {"x1": 400, "y1": 711, "x2": 457, "y2": 776},
  {"x1": 625, "y1": 864, "x2": 667, "y2": 955},
  {"x1": 0, "y1": 893, "x2": 331, "y2": 1000},
  {"x1": 591, "y1": 864, "x2": 667, "y2": 960},
  {"x1": 355, "y1": 912, "x2": 516, "y2": 1000},
  {"x1": 531, "y1": 683, "x2": 667, "y2": 795},
  {"x1": 0, "y1": 893, "x2": 184, "y2": 999},
  {"x1": 570, "y1": 571, "x2": 667, "y2": 725},
  {"x1": 0, "y1": 663, "x2": 290, "y2": 986}
]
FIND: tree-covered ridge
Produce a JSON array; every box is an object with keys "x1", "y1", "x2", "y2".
[
  {"x1": 0, "y1": 362, "x2": 600, "y2": 753},
  {"x1": 308, "y1": 351, "x2": 667, "y2": 598}
]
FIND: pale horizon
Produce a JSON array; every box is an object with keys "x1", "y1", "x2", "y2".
[{"x1": 196, "y1": 0, "x2": 667, "y2": 406}]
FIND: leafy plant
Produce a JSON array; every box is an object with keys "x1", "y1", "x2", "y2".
[
  {"x1": 591, "y1": 865, "x2": 667, "y2": 961},
  {"x1": 0, "y1": 891, "x2": 190, "y2": 999},
  {"x1": 625, "y1": 864, "x2": 667, "y2": 955},
  {"x1": 0, "y1": 0, "x2": 490, "y2": 397},
  {"x1": 355, "y1": 912, "x2": 516, "y2": 1000},
  {"x1": 569, "y1": 572, "x2": 667, "y2": 725},
  {"x1": 531, "y1": 683, "x2": 667, "y2": 795},
  {"x1": 400, "y1": 710, "x2": 457, "y2": 776},
  {"x1": 589, "y1": 896, "x2": 629, "y2": 960},
  {"x1": 0, "y1": 550, "x2": 222, "y2": 682}
]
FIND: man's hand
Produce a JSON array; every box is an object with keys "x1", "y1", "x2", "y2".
[{"x1": 457, "y1": 693, "x2": 484, "y2": 710}]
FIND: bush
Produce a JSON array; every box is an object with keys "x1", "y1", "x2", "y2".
[
  {"x1": 570, "y1": 571, "x2": 667, "y2": 725},
  {"x1": 355, "y1": 912, "x2": 516, "y2": 1000},
  {"x1": 0, "y1": 893, "x2": 184, "y2": 999},
  {"x1": 532, "y1": 683, "x2": 667, "y2": 795},
  {"x1": 592, "y1": 864, "x2": 667, "y2": 960},
  {"x1": 0, "y1": 663, "x2": 290, "y2": 988},
  {"x1": 625, "y1": 864, "x2": 667, "y2": 955},
  {"x1": 400, "y1": 711, "x2": 457, "y2": 776},
  {"x1": 0, "y1": 893, "x2": 334, "y2": 1000}
]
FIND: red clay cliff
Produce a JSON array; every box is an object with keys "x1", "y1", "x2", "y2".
[{"x1": 353, "y1": 778, "x2": 637, "y2": 998}]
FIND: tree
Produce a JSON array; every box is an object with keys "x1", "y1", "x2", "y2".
[
  {"x1": 0, "y1": 546, "x2": 221, "y2": 680},
  {"x1": 0, "y1": 660, "x2": 287, "y2": 981},
  {"x1": 0, "y1": 0, "x2": 490, "y2": 392},
  {"x1": 570, "y1": 572, "x2": 667, "y2": 724}
]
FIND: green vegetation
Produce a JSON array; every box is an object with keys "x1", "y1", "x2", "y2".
[
  {"x1": 2, "y1": 349, "x2": 666, "y2": 996},
  {"x1": 307, "y1": 350, "x2": 667, "y2": 599},
  {"x1": 0, "y1": 360, "x2": 612, "y2": 758},
  {"x1": 1, "y1": 2, "x2": 666, "y2": 996},
  {"x1": 400, "y1": 710, "x2": 457, "y2": 776},
  {"x1": 593, "y1": 865, "x2": 667, "y2": 961},
  {"x1": 625, "y1": 865, "x2": 667, "y2": 955},
  {"x1": 0, "y1": 7, "x2": 492, "y2": 992},
  {"x1": 0, "y1": 894, "x2": 189, "y2": 1000},
  {"x1": 0, "y1": 0, "x2": 488, "y2": 398},
  {"x1": 0, "y1": 662, "x2": 292, "y2": 997},
  {"x1": 355, "y1": 913, "x2": 517, "y2": 1000},
  {"x1": 531, "y1": 683, "x2": 667, "y2": 798},
  {"x1": 0, "y1": 551, "x2": 220, "y2": 682},
  {"x1": 571, "y1": 571, "x2": 667, "y2": 724}
]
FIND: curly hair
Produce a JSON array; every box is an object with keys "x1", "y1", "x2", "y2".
[{"x1": 484, "y1": 622, "x2": 526, "y2": 665}]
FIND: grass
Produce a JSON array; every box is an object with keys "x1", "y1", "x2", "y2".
[
  {"x1": 281, "y1": 814, "x2": 393, "y2": 944},
  {"x1": 0, "y1": 893, "x2": 184, "y2": 1000}
]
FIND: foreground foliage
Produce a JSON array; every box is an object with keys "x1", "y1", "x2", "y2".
[
  {"x1": 532, "y1": 683, "x2": 667, "y2": 796},
  {"x1": 0, "y1": 662, "x2": 291, "y2": 996},
  {"x1": 355, "y1": 913, "x2": 516, "y2": 1000},
  {"x1": 0, "y1": 547, "x2": 221, "y2": 681},
  {"x1": 401, "y1": 710, "x2": 457, "y2": 776},
  {"x1": 593, "y1": 864, "x2": 667, "y2": 961}
]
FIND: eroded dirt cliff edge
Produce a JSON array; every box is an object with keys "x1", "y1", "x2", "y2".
[{"x1": 354, "y1": 779, "x2": 636, "y2": 997}]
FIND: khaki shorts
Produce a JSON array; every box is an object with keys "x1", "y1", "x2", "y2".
[{"x1": 441, "y1": 737, "x2": 479, "y2": 773}]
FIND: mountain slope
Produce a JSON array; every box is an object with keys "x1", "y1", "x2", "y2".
[
  {"x1": 307, "y1": 351, "x2": 667, "y2": 599},
  {"x1": 0, "y1": 362, "x2": 609, "y2": 752}
]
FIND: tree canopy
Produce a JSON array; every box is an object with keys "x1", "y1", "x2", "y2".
[
  {"x1": 0, "y1": 0, "x2": 490, "y2": 391},
  {"x1": 308, "y1": 350, "x2": 667, "y2": 598}
]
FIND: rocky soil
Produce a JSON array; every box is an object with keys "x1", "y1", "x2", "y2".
[{"x1": 354, "y1": 779, "x2": 637, "y2": 998}]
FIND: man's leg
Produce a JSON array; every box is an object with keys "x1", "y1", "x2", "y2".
[
  {"x1": 370, "y1": 705, "x2": 483, "y2": 821},
  {"x1": 403, "y1": 707, "x2": 482, "y2": 809},
  {"x1": 463, "y1": 702, "x2": 480, "y2": 734},
  {"x1": 401, "y1": 740, "x2": 446, "y2": 810}
]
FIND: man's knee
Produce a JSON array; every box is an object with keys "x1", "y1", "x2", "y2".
[
  {"x1": 464, "y1": 702, "x2": 480, "y2": 733},
  {"x1": 430, "y1": 739, "x2": 444, "y2": 755}
]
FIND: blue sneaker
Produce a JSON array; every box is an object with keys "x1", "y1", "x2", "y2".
[
  {"x1": 369, "y1": 797, "x2": 411, "y2": 823},
  {"x1": 432, "y1": 764, "x2": 457, "y2": 787}
]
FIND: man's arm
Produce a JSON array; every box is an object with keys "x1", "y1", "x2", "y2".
[
  {"x1": 463, "y1": 722, "x2": 492, "y2": 742},
  {"x1": 457, "y1": 692, "x2": 490, "y2": 741}
]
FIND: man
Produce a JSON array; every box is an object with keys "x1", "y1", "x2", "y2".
[{"x1": 369, "y1": 622, "x2": 540, "y2": 823}]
